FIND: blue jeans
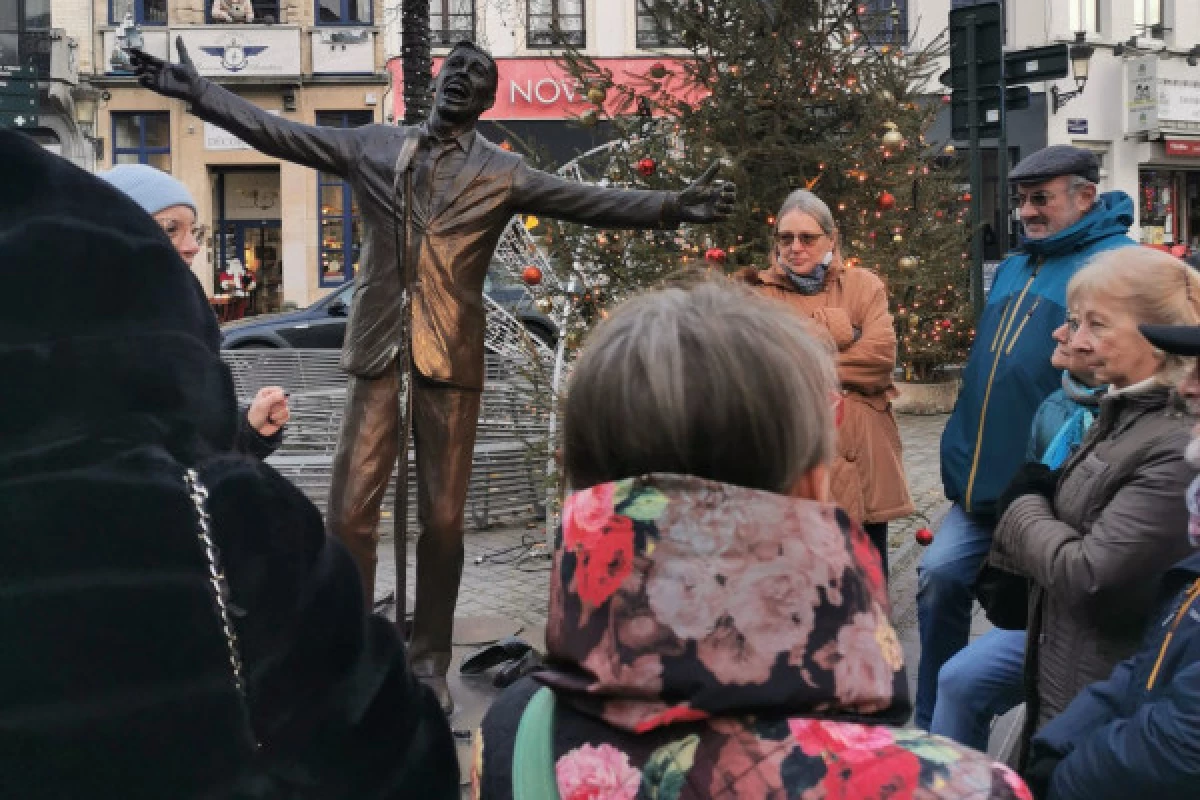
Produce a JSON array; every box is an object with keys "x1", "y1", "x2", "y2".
[
  {"x1": 914, "y1": 503, "x2": 994, "y2": 729},
  {"x1": 930, "y1": 628, "x2": 1026, "y2": 751}
]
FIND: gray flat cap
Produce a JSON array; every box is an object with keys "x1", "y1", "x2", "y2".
[{"x1": 1009, "y1": 145, "x2": 1099, "y2": 185}]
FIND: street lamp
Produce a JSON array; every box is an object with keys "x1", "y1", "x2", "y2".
[{"x1": 1051, "y1": 31, "x2": 1095, "y2": 113}]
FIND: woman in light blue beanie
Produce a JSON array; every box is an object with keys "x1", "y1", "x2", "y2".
[
  {"x1": 99, "y1": 164, "x2": 203, "y2": 267},
  {"x1": 98, "y1": 162, "x2": 292, "y2": 458}
]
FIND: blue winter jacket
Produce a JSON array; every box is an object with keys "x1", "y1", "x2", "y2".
[
  {"x1": 1031, "y1": 551, "x2": 1200, "y2": 800},
  {"x1": 940, "y1": 192, "x2": 1135, "y2": 517}
]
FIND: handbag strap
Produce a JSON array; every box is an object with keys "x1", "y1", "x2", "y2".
[
  {"x1": 512, "y1": 687, "x2": 561, "y2": 799},
  {"x1": 183, "y1": 468, "x2": 251, "y2": 705}
]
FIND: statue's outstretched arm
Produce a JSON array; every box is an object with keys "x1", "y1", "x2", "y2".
[{"x1": 132, "y1": 37, "x2": 363, "y2": 177}]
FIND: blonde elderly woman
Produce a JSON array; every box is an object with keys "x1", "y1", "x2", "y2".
[
  {"x1": 473, "y1": 280, "x2": 1030, "y2": 800},
  {"x1": 738, "y1": 189, "x2": 912, "y2": 578},
  {"x1": 988, "y1": 248, "x2": 1200, "y2": 760}
]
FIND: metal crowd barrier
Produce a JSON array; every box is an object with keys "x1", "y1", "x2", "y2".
[{"x1": 221, "y1": 349, "x2": 552, "y2": 531}]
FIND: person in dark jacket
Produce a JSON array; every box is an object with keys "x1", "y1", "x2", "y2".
[
  {"x1": 99, "y1": 163, "x2": 290, "y2": 460},
  {"x1": 916, "y1": 146, "x2": 1137, "y2": 728},
  {"x1": 473, "y1": 280, "x2": 1031, "y2": 799},
  {"x1": 988, "y1": 247, "x2": 1200, "y2": 762},
  {"x1": 931, "y1": 321, "x2": 1106, "y2": 750},
  {"x1": 1020, "y1": 321, "x2": 1200, "y2": 800},
  {"x1": 0, "y1": 131, "x2": 458, "y2": 797}
]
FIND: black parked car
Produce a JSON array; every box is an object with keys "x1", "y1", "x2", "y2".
[{"x1": 220, "y1": 272, "x2": 557, "y2": 350}]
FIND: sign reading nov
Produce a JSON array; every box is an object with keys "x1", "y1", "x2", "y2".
[
  {"x1": 390, "y1": 57, "x2": 704, "y2": 121},
  {"x1": 179, "y1": 27, "x2": 300, "y2": 78}
]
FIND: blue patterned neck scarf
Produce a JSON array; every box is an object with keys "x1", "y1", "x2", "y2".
[{"x1": 783, "y1": 260, "x2": 829, "y2": 295}]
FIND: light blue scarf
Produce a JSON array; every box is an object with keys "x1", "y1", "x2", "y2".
[{"x1": 1040, "y1": 372, "x2": 1106, "y2": 469}]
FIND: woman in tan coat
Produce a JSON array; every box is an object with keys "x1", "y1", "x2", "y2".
[{"x1": 739, "y1": 189, "x2": 913, "y2": 576}]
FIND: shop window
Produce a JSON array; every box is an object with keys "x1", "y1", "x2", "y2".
[
  {"x1": 1135, "y1": 0, "x2": 1164, "y2": 39},
  {"x1": 860, "y1": 0, "x2": 907, "y2": 47},
  {"x1": 111, "y1": 112, "x2": 171, "y2": 172},
  {"x1": 108, "y1": 0, "x2": 166, "y2": 26},
  {"x1": 636, "y1": 0, "x2": 680, "y2": 49},
  {"x1": 527, "y1": 0, "x2": 585, "y2": 49},
  {"x1": 205, "y1": 0, "x2": 282, "y2": 24},
  {"x1": 316, "y1": 111, "x2": 371, "y2": 286},
  {"x1": 431, "y1": 0, "x2": 475, "y2": 46},
  {"x1": 316, "y1": 0, "x2": 371, "y2": 25}
]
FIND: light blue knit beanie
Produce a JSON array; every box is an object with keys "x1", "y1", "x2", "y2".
[{"x1": 98, "y1": 164, "x2": 197, "y2": 216}]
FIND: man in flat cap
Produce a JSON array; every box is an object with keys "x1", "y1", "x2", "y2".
[{"x1": 916, "y1": 145, "x2": 1137, "y2": 737}]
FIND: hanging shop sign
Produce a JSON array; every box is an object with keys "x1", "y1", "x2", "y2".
[
  {"x1": 1126, "y1": 56, "x2": 1158, "y2": 135},
  {"x1": 1159, "y1": 80, "x2": 1200, "y2": 128}
]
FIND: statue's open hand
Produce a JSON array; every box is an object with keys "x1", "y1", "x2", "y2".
[
  {"x1": 677, "y1": 162, "x2": 737, "y2": 224},
  {"x1": 130, "y1": 36, "x2": 201, "y2": 101}
]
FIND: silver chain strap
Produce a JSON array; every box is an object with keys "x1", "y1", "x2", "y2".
[{"x1": 184, "y1": 467, "x2": 247, "y2": 695}]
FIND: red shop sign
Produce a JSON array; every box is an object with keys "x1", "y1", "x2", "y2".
[
  {"x1": 1165, "y1": 139, "x2": 1200, "y2": 157},
  {"x1": 389, "y1": 57, "x2": 702, "y2": 121}
]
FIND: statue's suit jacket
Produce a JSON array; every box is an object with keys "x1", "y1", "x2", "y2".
[{"x1": 189, "y1": 80, "x2": 681, "y2": 389}]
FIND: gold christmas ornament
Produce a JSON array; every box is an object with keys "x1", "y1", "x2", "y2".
[
  {"x1": 908, "y1": 314, "x2": 921, "y2": 331},
  {"x1": 587, "y1": 86, "x2": 607, "y2": 105},
  {"x1": 535, "y1": 296, "x2": 554, "y2": 314},
  {"x1": 943, "y1": 144, "x2": 956, "y2": 156},
  {"x1": 898, "y1": 255, "x2": 919, "y2": 270},
  {"x1": 892, "y1": 233, "x2": 904, "y2": 243},
  {"x1": 881, "y1": 122, "x2": 904, "y2": 147},
  {"x1": 579, "y1": 109, "x2": 600, "y2": 127}
]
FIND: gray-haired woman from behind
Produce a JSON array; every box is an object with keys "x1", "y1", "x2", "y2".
[{"x1": 472, "y1": 279, "x2": 1030, "y2": 799}]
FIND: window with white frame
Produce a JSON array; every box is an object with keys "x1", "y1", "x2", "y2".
[
  {"x1": 527, "y1": 0, "x2": 585, "y2": 48},
  {"x1": 1135, "y1": 0, "x2": 1164, "y2": 39},
  {"x1": 636, "y1": 0, "x2": 681, "y2": 49},
  {"x1": 431, "y1": 0, "x2": 475, "y2": 46},
  {"x1": 1069, "y1": 0, "x2": 1098, "y2": 34}
]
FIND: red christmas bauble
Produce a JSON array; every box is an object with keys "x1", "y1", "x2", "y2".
[
  {"x1": 705, "y1": 247, "x2": 727, "y2": 264},
  {"x1": 915, "y1": 527, "x2": 934, "y2": 546},
  {"x1": 637, "y1": 157, "x2": 657, "y2": 177},
  {"x1": 499, "y1": 140, "x2": 514, "y2": 152},
  {"x1": 878, "y1": 191, "x2": 896, "y2": 211},
  {"x1": 521, "y1": 265, "x2": 543, "y2": 286},
  {"x1": 962, "y1": 192, "x2": 972, "y2": 202}
]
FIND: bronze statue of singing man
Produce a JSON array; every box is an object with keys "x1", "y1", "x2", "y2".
[{"x1": 132, "y1": 39, "x2": 736, "y2": 712}]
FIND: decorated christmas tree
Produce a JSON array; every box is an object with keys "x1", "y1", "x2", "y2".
[{"x1": 522, "y1": 0, "x2": 974, "y2": 381}]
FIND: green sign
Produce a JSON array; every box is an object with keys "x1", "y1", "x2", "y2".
[
  {"x1": 0, "y1": 65, "x2": 37, "y2": 80},
  {"x1": 0, "y1": 112, "x2": 38, "y2": 128},
  {"x1": 1005, "y1": 44, "x2": 1069, "y2": 84},
  {"x1": 947, "y1": 2, "x2": 1004, "y2": 89},
  {"x1": 0, "y1": 94, "x2": 36, "y2": 113},
  {"x1": 952, "y1": 85, "x2": 1004, "y2": 140},
  {"x1": 1006, "y1": 85, "x2": 1031, "y2": 111},
  {"x1": 0, "y1": 78, "x2": 36, "y2": 93}
]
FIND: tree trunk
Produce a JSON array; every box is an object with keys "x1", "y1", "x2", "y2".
[{"x1": 401, "y1": 0, "x2": 432, "y2": 124}]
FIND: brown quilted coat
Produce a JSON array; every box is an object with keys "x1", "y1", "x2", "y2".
[
  {"x1": 737, "y1": 258, "x2": 914, "y2": 524},
  {"x1": 992, "y1": 386, "x2": 1195, "y2": 753}
]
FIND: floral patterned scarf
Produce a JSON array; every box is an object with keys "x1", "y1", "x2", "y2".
[{"x1": 537, "y1": 474, "x2": 908, "y2": 733}]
